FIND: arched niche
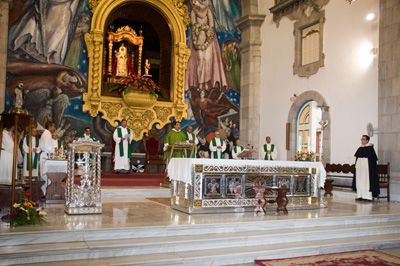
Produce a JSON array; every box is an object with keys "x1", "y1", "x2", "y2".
[
  {"x1": 287, "y1": 90, "x2": 331, "y2": 164},
  {"x1": 83, "y1": 0, "x2": 190, "y2": 140}
]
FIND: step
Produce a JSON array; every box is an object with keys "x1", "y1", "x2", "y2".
[
  {"x1": 23, "y1": 233, "x2": 400, "y2": 266},
  {"x1": 2, "y1": 214, "x2": 400, "y2": 247},
  {"x1": 1, "y1": 220, "x2": 400, "y2": 264}
]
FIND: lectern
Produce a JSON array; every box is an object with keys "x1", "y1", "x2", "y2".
[{"x1": 65, "y1": 139, "x2": 104, "y2": 215}]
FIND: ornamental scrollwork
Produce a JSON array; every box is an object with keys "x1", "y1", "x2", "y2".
[
  {"x1": 171, "y1": 0, "x2": 190, "y2": 26},
  {"x1": 154, "y1": 106, "x2": 171, "y2": 122},
  {"x1": 120, "y1": 108, "x2": 155, "y2": 139},
  {"x1": 102, "y1": 102, "x2": 123, "y2": 118}
]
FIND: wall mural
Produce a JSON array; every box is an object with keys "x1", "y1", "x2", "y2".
[{"x1": 5, "y1": 0, "x2": 241, "y2": 160}]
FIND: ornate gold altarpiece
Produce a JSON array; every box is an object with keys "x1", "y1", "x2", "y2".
[{"x1": 84, "y1": 0, "x2": 190, "y2": 140}]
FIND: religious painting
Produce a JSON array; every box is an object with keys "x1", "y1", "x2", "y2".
[
  {"x1": 5, "y1": 0, "x2": 99, "y2": 150},
  {"x1": 276, "y1": 176, "x2": 291, "y2": 192},
  {"x1": 5, "y1": 0, "x2": 242, "y2": 159},
  {"x1": 293, "y1": 175, "x2": 311, "y2": 196},
  {"x1": 203, "y1": 176, "x2": 222, "y2": 198},
  {"x1": 182, "y1": 0, "x2": 241, "y2": 159},
  {"x1": 244, "y1": 176, "x2": 274, "y2": 198},
  {"x1": 225, "y1": 175, "x2": 242, "y2": 198}
]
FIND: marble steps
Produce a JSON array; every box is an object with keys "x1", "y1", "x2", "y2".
[
  {"x1": 25, "y1": 233, "x2": 400, "y2": 266},
  {"x1": 1, "y1": 213, "x2": 400, "y2": 247},
  {"x1": 1, "y1": 215, "x2": 400, "y2": 265}
]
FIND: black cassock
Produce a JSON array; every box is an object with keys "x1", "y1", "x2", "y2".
[{"x1": 352, "y1": 145, "x2": 380, "y2": 197}]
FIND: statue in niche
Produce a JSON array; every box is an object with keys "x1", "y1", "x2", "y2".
[
  {"x1": 144, "y1": 59, "x2": 150, "y2": 76},
  {"x1": 115, "y1": 43, "x2": 128, "y2": 77}
]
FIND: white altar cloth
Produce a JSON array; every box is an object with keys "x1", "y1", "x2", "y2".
[
  {"x1": 46, "y1": 160, "x2": 68, "y2": 173},
  {"x1": 167, "y1": 158, "x2": 326, "y2": 186}
]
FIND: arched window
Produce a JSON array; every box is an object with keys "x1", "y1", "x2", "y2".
[{"x1": 296, "y1": 101, "x2": 322, "y2": 161}]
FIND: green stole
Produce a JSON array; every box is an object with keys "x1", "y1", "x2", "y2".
[
  {"x1": 25, "y1": 135, "x2": 39, "y2": 170},
  {"x1": 186, "y1": 132, "x2": 195, "y2": 141},
  {"x1": 233, "y1": 146, "x2": 243, "y2": 154},
  {"x1": 211, "y1": 138, "x2": 221, "y2": 158},
  {"x1": 117, "y1": 127, "x2": 131, "y2": 157},
  {"x1": 186, "y1": 132, "x2": 196, "y2": 158},
  {"x1": 264, "y1": 144, "x2": 275, "y2": 160}
]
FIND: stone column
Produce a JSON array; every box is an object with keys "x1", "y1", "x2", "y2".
[
  {"x1": 0, "y1": 0, "x2": 10, "y2": 113},
  {"x1": 236, "y1": 0, "x2": 265, "y2": 149},
  {"x1": 378, "y1": 0, "x2": 400, "y2": 201}
]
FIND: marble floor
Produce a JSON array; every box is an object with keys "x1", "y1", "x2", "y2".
[{"x1": 1, "y1": 187, "x2": 399, "y2": 234}]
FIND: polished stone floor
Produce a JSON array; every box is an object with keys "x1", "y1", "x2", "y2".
[{"x1": 1, "y1": 188, "x2": 399, "y2": 234}]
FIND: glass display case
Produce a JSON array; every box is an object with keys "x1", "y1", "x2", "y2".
[{"x1": 65, "y1": 140, "x2": 104, "y2": 215}]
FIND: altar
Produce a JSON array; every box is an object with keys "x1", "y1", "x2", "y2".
[{"x1": 167, "y1": 159, "x2": 326, "y2": 214}]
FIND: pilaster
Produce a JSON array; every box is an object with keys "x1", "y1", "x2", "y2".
[
  {"x1": 237, "y1": 0, "x2": 265, "y2": 149},
  {"x1": 0, "y1": 0, "x2": 11, "y2": 113}
]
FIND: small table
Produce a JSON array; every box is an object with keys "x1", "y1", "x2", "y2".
[{"x1": 266, "y1": 186, "x2": 289, "y2": 214}]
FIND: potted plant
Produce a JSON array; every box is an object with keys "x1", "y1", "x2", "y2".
[{"x1": 110, "y1": 75, "x2": 159, "y2": 108}]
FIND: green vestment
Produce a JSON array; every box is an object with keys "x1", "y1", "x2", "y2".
[{"x1": 164, "y1": 129, "x2": 187, "y2": 161}]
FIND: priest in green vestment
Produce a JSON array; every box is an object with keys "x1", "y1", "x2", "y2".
[
  {"x1": 231, "y1": 138, "x2": 245, "y2": 160},
  {"x1": 263, "y1": 136, "x2": 277, "y2": 160},
  {"x1": 184, "y1": 125, "x2": 198, "y2": 158},
  {"x1": 209, "y1": 130, "x2": 226, "y2": 159},
  {"x1": 113, "y1": 119, "x2": 133, "y2": 173},
  {"x1": 164, "y1": 121, "x2": 187, "y2": 161}
]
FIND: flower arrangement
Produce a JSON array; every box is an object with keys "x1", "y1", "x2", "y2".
[
  {"x1": 10, "y1": 192, "x2": 46, "y2": 226},
  {"x1": 295, "y1": 151, "x2": 315, "y2": 161},
  {"x1": 110, "y1": 75, "x2": 159, "y2": 96}
]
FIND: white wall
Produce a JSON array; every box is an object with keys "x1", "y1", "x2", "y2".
[{"x1": 259, "y1": 0, "x2": 379, "y2": 163}]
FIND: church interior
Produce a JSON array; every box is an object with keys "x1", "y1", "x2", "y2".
[{"x1": 0, "y1": 0, "x2": 400, "y2": 265}]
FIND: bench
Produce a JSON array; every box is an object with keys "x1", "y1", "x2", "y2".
[{"x1": 325, "y1": 163, "x2": 390, "y2": 202}]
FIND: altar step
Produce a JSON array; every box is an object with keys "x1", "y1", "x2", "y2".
[
  {"x1": 1, "y1": 214, "x2": 400, "y2": 265},
  {"x1": 101, "y1": 172, "x2": 166, "y2": 187}
]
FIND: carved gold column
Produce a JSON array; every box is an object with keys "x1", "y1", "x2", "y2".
[
  {"x1": 108, "y1": 39, "x2": 113, "y2": 75},
  {"x1": 84, "y1": 30, "x2": 104, "y2": 116}
]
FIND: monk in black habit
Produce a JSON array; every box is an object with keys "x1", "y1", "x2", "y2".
[{"x1": 352, "y1": 135, "x2": 379, "y2": 201}]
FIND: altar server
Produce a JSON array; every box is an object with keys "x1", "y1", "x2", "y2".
[
  {"x1": 113, "y1": 119, "x2": 133, "y2": 173},
  {"x1": 353, "y1": 135, "x2": 379, "y2": 201},
  {"x1": 209, "y1": 130, "x2": 226, "y2": 159}
]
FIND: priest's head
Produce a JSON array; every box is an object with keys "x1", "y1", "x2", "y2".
[
  {"x1": 215, "y1": 130, "x2": 220, "y2": 138},
  {"x1": 173, "y1": 121, "x2": 181, "y2": 130},
  {"x1": 361, "y1": 135, "x2": 370, "y2": 145},
  {"x1": 235, "y1": 138, "x2": 241, "y2": 146},
  {"x1": 121, "y1": 119, "x2": 127, "y2": 128},
  {"x1": 266, "y1": 136, "x2": 271, "y2": 143},
  {"x1": 187, "y1": 125, "x2": 193, "y2": 133}
]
